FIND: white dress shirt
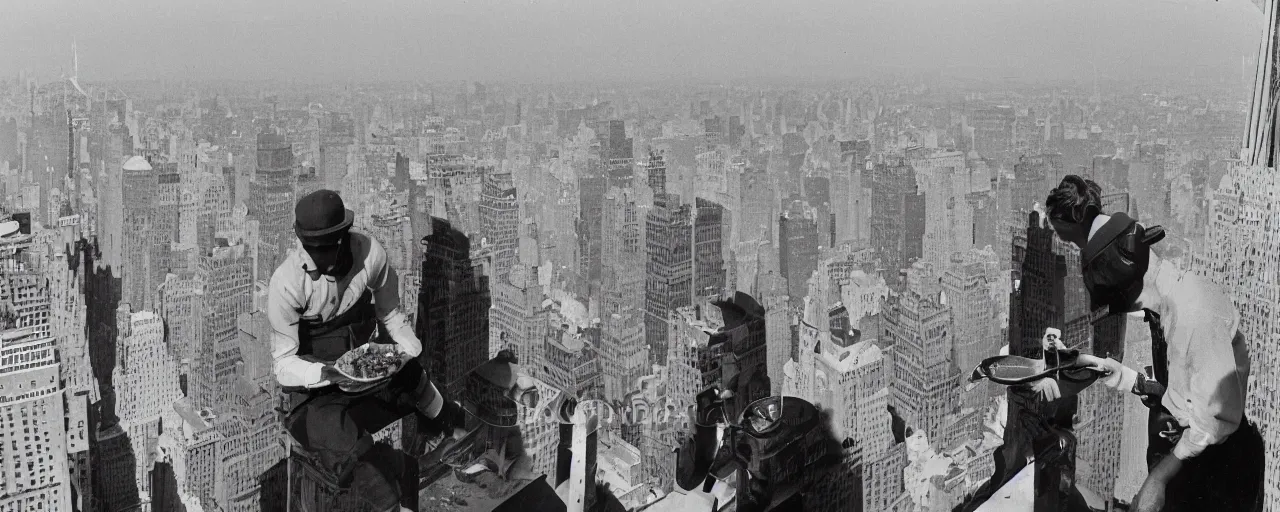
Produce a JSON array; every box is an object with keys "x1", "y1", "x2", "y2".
[
  {"x1": 1096, "y1": 258, "x2": 1249, "y2": 460},
  {"x1": 267, "y1": 230, "x2": 422, "y2": 388}
]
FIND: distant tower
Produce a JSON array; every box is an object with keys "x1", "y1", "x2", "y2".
[
  {"x1": 67, "y1": 109, "x2": 74, "y2": 204},
  {"x1": 1244, "y1": 0, "x2": 1279, "y2": 166}
]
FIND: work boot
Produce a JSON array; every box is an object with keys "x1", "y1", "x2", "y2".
[{"x1": 408, "y1": 398, "x2": 468, "y2": 457}]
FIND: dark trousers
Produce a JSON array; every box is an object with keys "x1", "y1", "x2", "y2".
[
  {"x1": 1146, "y1": 409, "x2": 1265, "y2": 512},
  {"x1": 285, "y1": 359, "x2": 441, "y2": 511}
]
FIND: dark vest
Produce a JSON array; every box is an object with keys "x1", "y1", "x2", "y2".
[{"x1": 296, "y1": 288, "x2": 378, "y2": 365}]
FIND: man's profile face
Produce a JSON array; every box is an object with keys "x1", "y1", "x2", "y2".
[{"x1": 1048, "y1": 219, "x2": 1088, "y2": 248}]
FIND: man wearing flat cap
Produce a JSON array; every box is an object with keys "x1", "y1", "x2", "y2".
[{"x1": 268, "y1": 189, "x2": 466, "y2": 511}]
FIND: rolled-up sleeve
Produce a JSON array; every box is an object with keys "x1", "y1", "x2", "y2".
[
  {"x1": 367, "y1": 238, "x2": 422, "y2": 358},
  {"x1": 1172, "y1": 427, "x2": 1216, "y2": 460},
  {"x1": 267, "y1": 262, "x2": 326, "y2": 388}
]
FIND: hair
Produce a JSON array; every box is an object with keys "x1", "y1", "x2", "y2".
[{"x1": 1044, "y1": 175, "x2": 1103, "y2": 225}]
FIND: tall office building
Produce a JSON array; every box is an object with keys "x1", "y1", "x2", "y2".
[
  {"x1": 940, "y1": 249, "x2": 1002, "y2": 387},
  {"x1": 418, "y1": 217, "x2": 491, "y2": 399},
  {"x1": 739, "y1": 167, "x2": 776, "y2": 245},
  {"x1": 693, "y1": 198, "x2": 726, "y2": 300},
  {"x1": 645, "y1": 150, "x2": 667, "y2": 196},
  {"x1": 598, "y1": 119, "x2": 634, "y2": 181},
  {"x1": 480, "y1": 171, "x2": 519, "y2": 282},
  {"x1": 601, "y1": 187, "x2": 649, "y2": 401},
  {"x1": 779, "y1": 201, "x2": 820, "y2": 307},
  {"x1": 760, "y1": 270, "x2": 790, "y2": 396},
  {"x1": 368, "y1": 208, "x2": 414, "y2": 280},
  {"x1": 491, "y1": 262, "x2": 546, "y2": 371},
  {"x1": 153, "y1": 163, "x2": 181, "y2": 304},
  {"x1": 910, "y1": 151, "x2": 974, "y2": 267},
  {"x1": 112, "y1": 307, "x2": 183, "y2": 509},
  {"x1": 579, "y1": 175, "x2": 607, "y2": 289},
  {"x1": 319, "y1": 113, "x2": 354, "y2": 189},
  {"x1": 884, "y1": 262, "x2": 958, "y2": 443},
  {"x1": 248, "y1": 132, "x2": 297, "y2": 280},
  {"x1": 645, "y1": 194, "x2": 693, "y2": 366},
  {"x1": 792, "y1": 320, "x2": 891, "y2": 512},
  {"x1": 38, "y1": 220, "x2": 96, "y2": 510},
  {"x1": 0, "y1": 226, "x2": 72, "y2": 511},
  {"x1": 868, "y1": 160, "x2": 924, "y2": 285},
  {"x1": 193, "y1": 244, "x2": 253, "y2": 412},
  {"x1": 831, "y1": 157, "x2": 870, "y2": 247},
  {"x1": 120, "y1": 156, "x2": 156, "y2": 311},
  {"x1": 1192, "y1": 165, "x2": 1280, "y2": 509},
  {"x1": 216, "y1": 312, "x2": 287, "y2": 510}
]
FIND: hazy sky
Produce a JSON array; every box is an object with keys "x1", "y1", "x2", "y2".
[{"x1": 0, "y1": 0, "x2": 1265, "y2": 83}]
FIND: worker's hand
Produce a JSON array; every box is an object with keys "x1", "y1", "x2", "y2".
[
  {"x1": 320, "y1": 365, "x2": 358, "y2": 386},
  {"x1": 1133, "y1": 374, "x2": 1166, "y2": 408},
  {"x1": 1029, "y1": 378, "x2": 1062, "y2": 402},
  {"x1": 1086, "y1": 357, "x2": 1140, "y2": 392}
]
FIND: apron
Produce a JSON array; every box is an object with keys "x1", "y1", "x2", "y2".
[{"x1": 286, "y1": 289, "x2": 379, "y2": 414}]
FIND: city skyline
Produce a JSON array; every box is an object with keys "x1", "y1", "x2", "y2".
[{"x1": 0, "y1": 2, "x2": 1273, "y2": 511}]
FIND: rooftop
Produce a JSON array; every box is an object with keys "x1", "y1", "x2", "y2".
[
  {"x1": 122, "y1": 155, "x2": 152, "y2": 172},
  {"x1": 173, "y1": 399, "x2": 214, "y2": 434},
  {"x1": 819, "y1": 340, "x2": 882, "y2": 374}
]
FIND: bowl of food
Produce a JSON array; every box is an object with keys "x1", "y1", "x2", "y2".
[{"x1": 335, "y1": 343, "x2": 406, "y2": 384}]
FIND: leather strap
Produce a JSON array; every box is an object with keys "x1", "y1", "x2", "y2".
[{"x1": 1144, "y1": 308, "x2": 1169, "y2": 386}]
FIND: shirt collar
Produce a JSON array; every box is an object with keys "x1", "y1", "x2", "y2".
[{"x1": 1086, "y1": 215, "x2": 1108, "y2": 242}]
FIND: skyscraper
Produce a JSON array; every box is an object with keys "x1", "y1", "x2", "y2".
[
  {"x1": 645, "y1": 194, "x2": 693, "y2": 366},
  {"x1": 645, "y1": 150, "x2": 667, "y2": 196},
  {"x1": 941, "y1": 249, "x2": 1002, "y2": 388},
  {"x1": 1192, "y1": 164, "x2": 1280, "y2": 509},
  {"x1": 884, "y1": 262, "x2": 958, "y2": 443},
  {"x1": 418, "y1": 217, "x2": 491, "y2": 399},
  {"x1": 193, "y1": 243, "x2": 253, "y2": 412},
  {"x1": 0, "y1": 228, "x2": 71, "y2": 511},
  {"x1": 153, "y1": 163, "x2": 180, "y2": 306},
  {"x1": 779, "y1": 200, "x2": 819, "y2": 307},
  {"x1": 868, "y1": 160, "x2": 924, "y2": 285},
  {"x1": 693, "y1": 198, "x2": 726, "y2": 300},
  {"x1": 120, "y1": 156, "x2": 156, "y2": 311},
  {"x1": 248, "y1": 132, "x2": 297, "y2": 280},
  {"x1": 480, "y1": 171, "x2": 520, "y2": 282},
  {"x1": 601, "y1": 187, "x2": 649, "y2": 401}
]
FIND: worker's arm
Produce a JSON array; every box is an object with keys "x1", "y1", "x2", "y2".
[
  {"x1": 267, "y1": 263, "x2": 328, "y2": 388},
  {"x1": 367, "y1": 237, "x2": 423, "y2": 358}
]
